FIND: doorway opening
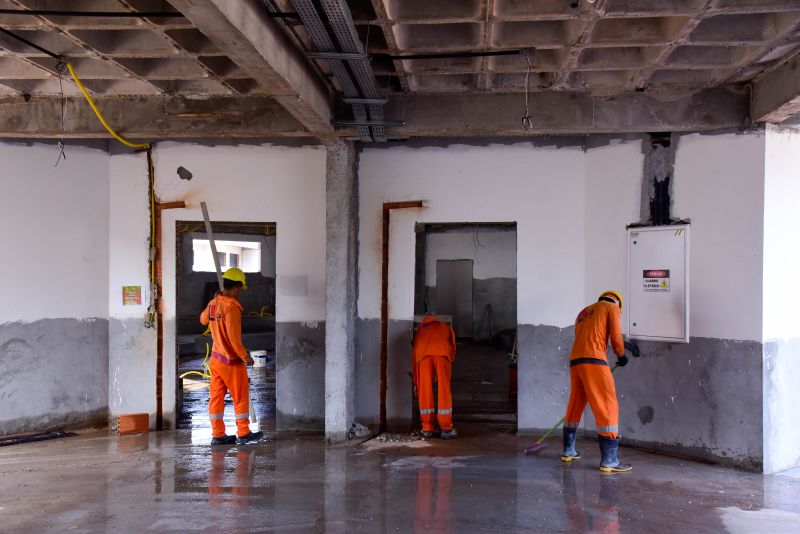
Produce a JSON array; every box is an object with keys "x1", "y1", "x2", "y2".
[
  {"x1": 414, "y1": 222, "x2": 518, "y2": 431},
  {"x1": 175, "y1": 221, "x2": 277, "y2": 437}
]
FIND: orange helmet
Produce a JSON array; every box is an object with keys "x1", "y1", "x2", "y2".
[{"x1": 599, "y1": 290, "x2": 623, "y2": 311}]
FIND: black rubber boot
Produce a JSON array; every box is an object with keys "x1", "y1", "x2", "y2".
[
  {"x1": 236, "y1": 431, "x2": 264, "y2": 444},
  {"x1": 440, "y1": 429, "x2": 457, "y2": 440},
  {"x1": 598, "y1": 436, "x2": 632, "y2": 473},
  {"x1": 560, "y1": 427, "x2": 581, "y2": 462},
  {"x1": 210, "y1": 435, "x2": 236, "y2": 446}
]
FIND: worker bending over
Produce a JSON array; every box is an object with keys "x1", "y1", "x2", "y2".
[
  {"x1": 200, "y1": 268, "x2": 263, "y2": 445},
  {"x1": 561, "y1": 290, "x2": 631, "y2": 473},
  {"x1": 412, "y1": 316, "x2": 457, "y2": 439}
]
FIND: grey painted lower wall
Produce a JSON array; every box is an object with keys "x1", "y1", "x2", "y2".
[
  {"x1": 109, "y1": 317, "x2": 157, "y2": 427},
  {"x1": 355, "y1": 318, "x2": 415, "y2": 432},
  {"x1": 763, "y1": 337, "x2": 800, "y2": 473},
  {"x1": 517, "y1": 323, "x2": 764, "y2": 470},
  {"x1": 276, "y1": 321, "x2": 325, "y2": 431},
  {"x1": 1, "y1": 318, "x2": 109, "y2": 436}
]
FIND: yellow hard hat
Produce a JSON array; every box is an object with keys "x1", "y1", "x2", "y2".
[
  {"x1": 599, "y1": 290, "x2": 622, "y2": 311},
  {"x1": 223, "y1": 267, "x2": 247, "y2": 289}
]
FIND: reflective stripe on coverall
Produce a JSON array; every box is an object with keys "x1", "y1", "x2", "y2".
[
  {"x1": 412, "y1": 316, "x2": 456, "y2": 432},
  {"x1": 564, "y1": 300, "x2": 624, "y2": 438},
  {"x1": 200, "y1": 295, "x2": 251, "y2": 438}
]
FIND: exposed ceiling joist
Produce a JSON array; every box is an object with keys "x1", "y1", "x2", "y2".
[
  {"x1": 384, "y1": 87, "x2": 750, "y2": 137},
  {"x1": 751, "y1": 49, "x2": 800, "y2": 123}
]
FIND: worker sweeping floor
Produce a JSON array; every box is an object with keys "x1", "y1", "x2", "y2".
[{"x1": 1, "y1": 426, "x2": 799, "y2": 532}]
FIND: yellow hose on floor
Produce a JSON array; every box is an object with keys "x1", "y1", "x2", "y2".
[{"x1": 66, "y1": 63, "x2": 150, "y2": 150}]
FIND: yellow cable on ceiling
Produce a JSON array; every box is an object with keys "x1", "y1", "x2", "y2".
[{"x1": 66, "y1": 62, "x2": 150, "y2": 150}]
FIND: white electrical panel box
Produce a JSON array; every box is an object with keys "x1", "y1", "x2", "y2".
[{"x1": 627, "y1": 225, "x2": 690, "y2": 343}]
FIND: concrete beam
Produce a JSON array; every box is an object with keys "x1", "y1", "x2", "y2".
[
  {"x1": 167, "y1": 0, "x2": 334, "y2": 138},
  {"x1": 384, "y1": 87, "x2": 750, "y2": 137},
  {"x1": 0, "y1": 95, "x2": 310, "y2": 138},
  {"x1": 751, "y1": 50, "x2": 800, "y2": 123}
]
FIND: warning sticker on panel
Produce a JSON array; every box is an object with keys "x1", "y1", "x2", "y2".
[{"x1": 643, "y1": 270, "x2": 670, "y2": 292}]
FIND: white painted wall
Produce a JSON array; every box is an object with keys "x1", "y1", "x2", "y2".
[
  {"x1": 763, "y1": 125, "x2": 800, "y2": 341},
  {"x1": 359, "y1": 142, "x2": 587, "y2": 326},
  {"x1": 0, "y1": 142, "x2": 109, "y2": 322},
  {"x1": 108, "y1": 150, "x2": 156, "y2": 422},
  {"x1": 672, "y1": 131, "x2": 765, "y2": 342},
  {"x1": 763, "y1": 124, "x2": 800, "y2": 473},
  {"x1": 425, "y1": 228, "x2": 517, "y2": 286},
  {"x1": 585, "y1": 139, "x2": 644, "y2": 334}
]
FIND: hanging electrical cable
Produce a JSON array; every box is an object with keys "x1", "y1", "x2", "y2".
[
  {"x1": 522, "y1": 49, "x2": 535, "y2": 131},
  {"x1": 54, "y1": 60, "x2": 67, "y2": 166}
]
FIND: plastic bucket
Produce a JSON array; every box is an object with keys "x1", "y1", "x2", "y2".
[{"x1": 251, "y1": 350, "x2": 268, "y2": 368}]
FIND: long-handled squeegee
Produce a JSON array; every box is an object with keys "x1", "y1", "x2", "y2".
[
  {"x1": 200, "y1": 202, "x2": 258, "y2": 428},
  {"x1": 523, "y1": 341, "x2": 642, "y2": 455}
]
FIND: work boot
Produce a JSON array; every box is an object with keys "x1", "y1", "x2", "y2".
[
  {"x1": 560, "y1": 427, "x2": 581, "y2": 462},
  {"x1": 210, "y1": 435, "x2": 237, "y2": 446},
  {"x1": 440, "y1": 428, "x2": 457, "y2": 440},
  {"x1": 598, "y1": 436, "x2": 632, "y2": 473},
  {"x1": 236, "y1": 431, "x2": 264, "y2": 445},
  {"x1": 421, "y1": 430, "x2": 436, "y2": 439}
]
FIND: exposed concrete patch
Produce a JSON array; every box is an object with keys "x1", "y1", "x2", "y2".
[
  {"x1": 0, "y1": 318, "x2": 109, "y2": 436},
  {"x1": 638, "y1": 406, "x2": 655, "y2": 425},
  {"x1": 276, "y1": 321, "x2": 325, "y2": 431},
  {"x1": 763, "y1": 337, "x2": 800, "y2": 473}
]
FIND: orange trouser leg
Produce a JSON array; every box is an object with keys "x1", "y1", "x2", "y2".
[
  {"x1": 209, "y1": 364, "x2": 229, "y2": 438},
  {"x1": 417, "y1": 357, "x2": 436, "y2": 432},
  {"x1": 564, "y1": 366, "x2": 588, "y2": 431},
  {"x1": 434, "y1": 356, "x2": 453, "y2": 431},
  {"x1": 579, "y1": 364, "x2": 619, "y2": 438},
  {"x1": 226, "y1": 364, "x2": 251, "y2": 437}
]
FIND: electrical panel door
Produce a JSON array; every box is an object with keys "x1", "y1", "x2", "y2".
[{"x1": 627, "y1": 225, "x2": 690, "y2": 343}]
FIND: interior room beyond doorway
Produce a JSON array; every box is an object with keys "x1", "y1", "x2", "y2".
[
  {"x1": 175, "y1": 221, "x2": 277, "y2": 441},
  {"x1": 415, "y1": 223, "x2": 518, "y2": 431}
]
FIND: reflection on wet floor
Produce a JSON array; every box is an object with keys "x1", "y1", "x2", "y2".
[
  {"x1": 3, "y1": 425, "x2": 800, "y2": 532},
  {"x1": 178, "y1": 353, "x2": 276, "y2": 444}
]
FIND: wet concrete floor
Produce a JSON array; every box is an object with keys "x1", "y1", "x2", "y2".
[{"x1": 1, "y1": 425, "x2": 799, "y2": 533}]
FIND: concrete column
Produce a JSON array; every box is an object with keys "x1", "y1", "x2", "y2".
[{"x1": 325, "y1": 142, "x2": 358, "y2": 441}]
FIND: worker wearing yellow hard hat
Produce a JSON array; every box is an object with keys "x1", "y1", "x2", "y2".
[
  {"x1": 561, "y1": 290, "x2": 632, "y2": 473},
  {"x1": 200, "y1": 267, "x2": 262, "y2": 445}
]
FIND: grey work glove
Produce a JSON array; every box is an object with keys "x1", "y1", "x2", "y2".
[{"x1": 616, "y1": 355, "x2": 629, "y2": 367}]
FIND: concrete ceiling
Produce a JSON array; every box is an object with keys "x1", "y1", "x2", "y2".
[{"x1": 1, "y1": 0, "x2": 800, "y2": 140}]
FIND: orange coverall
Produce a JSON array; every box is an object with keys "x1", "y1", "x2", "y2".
[
  {"x1": 412, "y1": 316, "x2": 456, "y2": 432},
  {"x1": 564, "y1": 300, "x2": 625, "y2": 439},
  {"x1": 200, "y1": 295, "x2": 251, "y2": 438}
]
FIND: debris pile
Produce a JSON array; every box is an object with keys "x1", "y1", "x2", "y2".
[
  {"x1": 375, "y1": 431, "x2": 423, "y2": 444},
  {"x1": 347, "y1": 422, "x2": 372, "y2": 440}
]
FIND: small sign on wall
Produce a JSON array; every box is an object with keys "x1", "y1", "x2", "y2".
[
  {"x1": 122, "y1": 286, "x2": 142, "y2": 305},
  {"x1": 643, "y1": 269, "x2": 670, "y2": 292}
]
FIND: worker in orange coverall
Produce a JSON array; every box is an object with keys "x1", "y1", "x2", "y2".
[
  {"x1": 200, "y1": 267, "x2": 263, "y2": 446},
  {"x1": 561, "y1": 290, "x2": 632, "y2": 473},
  {"x1": 412, "y1": 316, "x2": 457, "y2": 439}
]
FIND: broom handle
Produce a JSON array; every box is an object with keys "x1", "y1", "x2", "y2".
[{"x1": 536, "y1": 364, "x2": 619, "y2": 445}]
